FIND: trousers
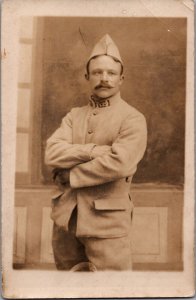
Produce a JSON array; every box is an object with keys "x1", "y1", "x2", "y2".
[{"x1": 52, "y1": 206, "x2": 132, "y2": 271}]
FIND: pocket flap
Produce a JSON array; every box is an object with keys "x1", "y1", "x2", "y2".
[
  {"x1": 94, "y1": 198, "x2": 126, "y2": 211},
  {"x1": 51, "y1": 190, "x2": 64, "y2": 200}
]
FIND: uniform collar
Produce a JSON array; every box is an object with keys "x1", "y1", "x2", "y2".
[{"x1": 89, "y1": 92, "x2": 121, "y2": 108}]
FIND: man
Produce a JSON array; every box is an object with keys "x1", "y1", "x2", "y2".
[{"x1": 45, "y1": 34, "x2": 147, "y2": 271}]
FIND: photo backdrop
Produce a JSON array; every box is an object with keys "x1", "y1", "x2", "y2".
[{"x1": 41, "y1": 17, "x2": 186, "y2": 184}]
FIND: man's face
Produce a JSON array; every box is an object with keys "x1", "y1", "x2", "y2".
[{"x1": 86, "y1": 55, "x2": 124, "y2": 99}]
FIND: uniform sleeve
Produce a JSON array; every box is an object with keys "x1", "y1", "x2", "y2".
[
  {"x1": 69, "y1": 113, "x2": 147, "y2": 188},
  {"x1": 45, "y1": 112, "x2": 96, "y2": 169}
]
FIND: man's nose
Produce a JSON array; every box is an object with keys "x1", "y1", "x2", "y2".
[{"x1": 100, "y1": 72, "x2": 109, "y2": 82}]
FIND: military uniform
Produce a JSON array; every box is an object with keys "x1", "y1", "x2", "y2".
[{"x1": 45, "y1": 35, "x2": 147, "y2": 271}]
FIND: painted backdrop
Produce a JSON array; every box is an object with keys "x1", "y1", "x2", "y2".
[{"x1": 41, "y1": 17, "x2": 186, "y2": 185}]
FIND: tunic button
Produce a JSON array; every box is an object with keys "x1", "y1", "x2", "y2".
[
  {"x1": 93, "y1": 111, "x2": 97, "y2": 115},
  {"x1": 88, "y1": 130, "x2": 93, "y2": 134}
]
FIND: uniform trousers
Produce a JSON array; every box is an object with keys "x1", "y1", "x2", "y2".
[{"x1": 52, "y1": 206, "x2": 132, "y2": 271}]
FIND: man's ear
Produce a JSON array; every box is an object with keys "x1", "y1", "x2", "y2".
[
  {"x1": 119, "y1": 74, "x2": 124, "y2": 85},
  {"x1": 85, "y1": 73, "x2": 89, "y2": 80}
]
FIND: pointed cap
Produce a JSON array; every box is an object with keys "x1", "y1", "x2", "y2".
[{"x1": 88, "y1": 34, "x2": 123, "y2": 65}]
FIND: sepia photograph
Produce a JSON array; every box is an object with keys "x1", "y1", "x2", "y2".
[
  {"x1": 14, "y1": 15, "x2": 185, "y2": 272},
  {"x1": 2, "y1": 0, "x2": 194, "y2": 298}
]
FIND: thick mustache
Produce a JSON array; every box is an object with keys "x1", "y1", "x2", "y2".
[{"x1": 95, "y1": 84, "x2": 113, "y2": 90}]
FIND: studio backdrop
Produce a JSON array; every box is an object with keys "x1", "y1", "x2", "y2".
[{"x1": 14, "y1": 16, "x2": 186, "y2": 270}]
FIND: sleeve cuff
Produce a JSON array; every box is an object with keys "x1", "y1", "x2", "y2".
[
  {"x1": 69, "y1": 167, "x2": 79, "y2": 188},
  {"x1": 69, "y1": 144, "x2": 96, "y2": 188},
  {"x1": 89, "y1": 144, "x2": 97, "y2": 160},
  {"x1": 82, "y1": 143, "x2": 96, "y2": 161}
]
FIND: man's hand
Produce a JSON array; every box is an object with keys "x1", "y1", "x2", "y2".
[
  {"x1": 90, "y1": 145, "x2": 111, "y2": 159},
  {"x1": 53, "y1": 168, "x2": 70, "y2": 184}
]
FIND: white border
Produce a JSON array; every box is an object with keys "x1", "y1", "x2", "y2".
[{"x1": 2, "y1": 0, "x2": 194, "y2": 297}]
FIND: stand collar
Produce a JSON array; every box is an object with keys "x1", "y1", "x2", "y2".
[{"x1": 89, "y1": 92, "x2": 121, "y2": 108}]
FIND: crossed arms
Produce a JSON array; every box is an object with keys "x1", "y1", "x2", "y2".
[{"x1": 45, "y1": 111, "x2": 147, "y2": 188}]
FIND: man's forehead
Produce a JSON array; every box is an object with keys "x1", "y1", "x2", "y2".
[{"x1": 89, "y1": 55, "x2": 122, "y2": 68}]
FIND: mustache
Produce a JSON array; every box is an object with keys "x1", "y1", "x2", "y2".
[{"x1": 95, "y1": 83, "x2": 114, "y2": 90}]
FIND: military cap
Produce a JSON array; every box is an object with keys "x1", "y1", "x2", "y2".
[{"x1": 88, "y1": 34, "x2": 123, "y2": 65}]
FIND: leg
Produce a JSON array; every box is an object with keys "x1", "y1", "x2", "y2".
[
  {"x1": 79, "y1": 234, "x2": 132, "y2": 271},
  {"x1": 52, "y1": 207, "x2": 88, "y2": 270}
]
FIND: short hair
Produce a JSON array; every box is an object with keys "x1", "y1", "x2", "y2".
[{"x1": 86, "y1": 55, "x2": 124, "y2": 75}]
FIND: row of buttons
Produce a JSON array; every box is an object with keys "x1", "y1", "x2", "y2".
[{"x1": 88, "y1": 110, "x2": 98, "y2": 134}]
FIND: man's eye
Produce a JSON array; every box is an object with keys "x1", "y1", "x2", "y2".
[
  {"x1": 108, "y1": 72, "x2": 116, "y2": 76},
  {"x1": 93, "y1": 71, "x2": 102, "y2": 75}
]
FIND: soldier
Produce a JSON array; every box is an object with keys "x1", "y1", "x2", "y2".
[{"x1": 45, "y1": 34, "x2": 147, "y2": 271}]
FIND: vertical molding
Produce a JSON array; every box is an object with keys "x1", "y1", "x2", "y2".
[
  {"x1": 13, "y1": 207, "x2": 27, "y2": 264},
  {"x1": 16, "y1": 17, "x2": 34, "y2": 186},
  {"x1": 16, "y1": 132, "x2": 29, "y2": 173},
  {"x1": 159, "y1": 206, "x2": 168, "y2": 262},
  {"x1": 31, "y1": 17, "x2": 44, "y2": 185},
  {"x1": 40, "y1": 207, "x2": 55, "y2": 263},
  {"x1": 25, "y1": 202, "x2": 43, "y2": 264},
  {"x1": 167, "y1": 193, "x2": 183, "y2": 264},
  {"x1": 16, "y1": 17, "x2": 44, "y2": 186}
]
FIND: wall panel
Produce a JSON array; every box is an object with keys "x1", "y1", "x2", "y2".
[{"x1": 13, "y1": 186, "x2": 183, "y2": 271}]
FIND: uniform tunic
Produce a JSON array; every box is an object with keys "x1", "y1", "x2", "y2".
[{"x1": 45, "y1": 92, "x2": 147, "y2": 270}]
